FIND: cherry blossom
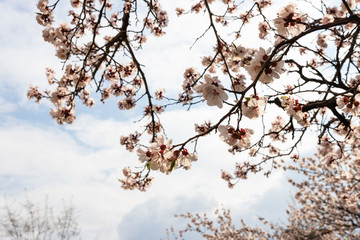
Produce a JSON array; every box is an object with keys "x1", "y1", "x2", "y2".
[
  {"x1": 194, "y1": 74, "x2": 228, "y2": 108},
  {"x1": 336, "y1": 94, "x2": 360, "y2": 116},
  {"x1": 27, "y1": 85, "x2": 42, "y2": 103},
  {"x1": 174, "y1": 149, "x2": 198, "y2": 170},
  {"x1": 136, "y1": 135, "x2": 198, "y2": 174},
  {"x1": 245, "y1": 47, "x2": 284, "y2": 84},
  {"x1": 274, "y1": 3, "x2": 307, "y2": 37},
  {"x1": 269, "y1": 116, "x2": 286, "y2": 143},
  {"x1": 280, "y1": 96, "x2": 310, "y2": 127},
  {"x1": 317, "y1": 34, "x2": 328, "y2": 48},
  {"x1": 241, "y1": 95, "x2": 266, "y2": 119},
  {"x1": 155, "y1": 88, "x2": 165, "y2": 100},
  {"x1": 29, "y1": 0, "x2": 360, "y2": 192},
  {"x1": 118, "y1": 97, "x2": 136, "y2": 110},
  {"x1": 218, "y1": 125, "x2": 254, "y2": 152},
  {"x1": 231, "y1": 74, "x2": 246, "y2": 92},
  {"x1": 195, "y1": 121, "x2": 212, "y2": 135},
  {"x1": 258, "y1": 22, "x2": 270, "y2": 39},
  {"x1": 50, "y1": 106, "x2": 76, "y2": 124}
]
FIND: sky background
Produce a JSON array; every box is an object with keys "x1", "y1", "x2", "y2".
[{"x1": 0, "y1": 0, "x2": 319, "y2": 239}]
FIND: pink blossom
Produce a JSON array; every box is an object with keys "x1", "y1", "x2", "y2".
[
  {"x1": 245, "y1": 47, "x2": 284, "y2": 84},
  {"x1": 118, "y1": 97, "x2": 136, "y2": 110},
  {"x1": 254, "y1": 0, "x2": 272, "y2": 9},
  {"x1": 70, "y1": 0, "x2": 81, "y2": 8},
  {"x1": 146, "y1": 121, "x2": 161, "y2": 135},
  {"x1": 317, "y1": 34, "x2": 328, "y2": 48},
  {"x1": 241, "y1": 95, "x2": 267, "y2": 119},
  {"x1": 50, "y1": 106, "x2": 76, "y2": 124},
  {"x1": 111, "y1": 84, "x2": 123, "y2": 97},
  {"x1": 45, "y1": 68, "x2": 55, "y2": 84},
  {"x1": 195, "y1": 121, "x2": 212, "y2": 135},
  {"x1": 175, "y1": 149, "x2": 198, "y2": 170},
  {"x1": 336, "y1": 94, "x2": 360, "y2": 116},
  {"x1": 104, "y1": 66, "x2": 120, "y2": 82},
  {"x1": 155, "y1": 88, "x2": 165, "y2": 100},
  {"x1": 50, "y1": 87, "x2": 70, "y2": 107},
  {"x1": 27, "y1": 86, "x2": 42, "y2": 103},
  {"x1": 139, "y1": 135, "x2": 173, "y2": 172},
  {"x1": 123, "y1": 85, "x2": 136, "y2": 97},
  {"x1": 42, "y1": 27, "x2": 56, "y2": 43},
  {"x1": 218, "y1": 125, "x2": 253, "y2": 150},
  {"x1": 119, "y1": 170, "x2": 153, "y2": 191},
  {"x1": 37, "y1": 0, "x2": 49, "y2": 14},
  {"x1": 281, "y1": 96, "x2": 310, "y2": 127},
  {"x1": 152, "y1": 105, "x2": 164, "y2": 114},
  {"x1": 120, "y1": 63, "x2": 136, "y2": 78},
  {"x1": 183, "y1": 67, "x2": 199, "y2": 82},
  {"x1": 55, "y1": 44, "x2": 69, "y2": 60},
  {"x1": 269, "y1": 116, "x2": 287, "y2": 142},
  {"x1": 232, "y1": 74, "x2": 246, "y2": 92},
  {"x1": 258, "y1": 22, "x2": 269, "y2": 39},
  {"x1": 175, "y1": 8, "x2": 185, "y2": 16},
  {"x1": 132, "y1": 77, "x2": 143, "y2": 88},
  {"x1": 194, "y1": 74, "x2": 228, "y2": 108},
  {"x1": 36, "y1": 13, "x2": 54, "y2": 27},
  {"x1": 274, "y1": 3, "x2": 307, "y2": 37},
  {"x1": 321, "y1": 14, "x2": 334, "y2": 25},
  {"x1": 84, "y1": 98, "x2": 95, "y2": 107}
]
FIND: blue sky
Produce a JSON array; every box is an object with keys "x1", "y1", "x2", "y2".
[{"x1": 0, "y1": 0, "x2": 313, "y2": 239}]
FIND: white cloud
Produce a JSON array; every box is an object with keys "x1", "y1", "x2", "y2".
[
  {"x1": 0, "y1": 118, "x2": 128, "y2": 239},
  {"x1": 117, "y1": 195, "x2": 217, "y2": 240},
  {"x1": 0, "y1": 97, "x2": 16, "y2": 113},
  {"x1": 0, "y1": 107, "x2": 291, "y2": 239}
]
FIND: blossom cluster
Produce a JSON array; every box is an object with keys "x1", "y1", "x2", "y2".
[
  {"x1": 218, "y1": 125, "x2": 254, "y2": 154},
  {"x1": 274, "y1": 3, "x2": 307, "y2": 37},
  {"x1": 336, "y1": 94, "x2": 360, "y2": 116},
  {"x1": 143, "y1": 1, "x2": 169, "y2": 37},
  {"x1": 30, "y1": 0, "x2": 360, "y2": 191},
  {"x1": 281, "y1": 96, "x2": 310, "y2": 127},
  {"x1": 194, "y1": 74, "x2": 228, "y2": 108},
  {"x1": 245, "y1": 47, "x2": 284, "y2": 84},
  {"x1": 269, "y1": 116, "x2": 287, "y2": 143},
  {"x1": 36, "y1": 0, "x2": 54, "y2": 27},
  {"x1": 136, "y1": 136, "x2": 198, "y2": 173},
  {"x1": 179, "y1": 67, "x2": 199, "y2": 104},
  {"x1": 120, "y1": 132, "x2": 140, "y2": 152},
  {"x1": 241, "y1": 95, "x2": 266, "y2": 119},
  {"x1": 119, "y1": 167, "x2": 154, "y2": 191}
]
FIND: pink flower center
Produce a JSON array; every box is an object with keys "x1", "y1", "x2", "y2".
[
  {"x1": 212, "y1": 89, "x2": 220, "y2": 96},
  {"x1": 182, "y1": 149, "x2": 189, "y2": 156},
  {"x1": 146, "y1": 150, "x2": 152, "y2": 158},
  {"x1": 283, "y1": 13, "x2": 301, "y2": 27}
]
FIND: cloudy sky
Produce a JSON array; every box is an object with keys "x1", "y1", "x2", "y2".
[{"x1": 0, "y1": 0, "x2": 315, "y2": 239}]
